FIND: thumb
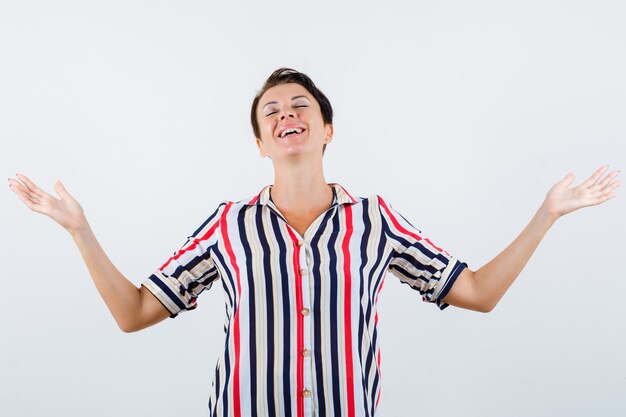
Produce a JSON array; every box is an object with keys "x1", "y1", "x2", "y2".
[
  {"x1": 561, "y1": 173, "x2": 575, "y2": 188},
  {"x1": 54, "y1": 180, "x2": 72, "y2": 200}
]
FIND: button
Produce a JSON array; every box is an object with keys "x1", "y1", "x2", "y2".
[
  {"x1": 301, "y1": 348, "x2": 311, "y2": 357},
  {"x1": 301, "y1": 307, "x2": 310, "y2": 316},
  {"x1": 296, "y1": 240, "x2": 304, "y2": 247},
  {"x1": 302, "y1": 389, "x2": 311, "y2": 398},
  {"x1": 299, "y1": 267, "x2": 307, "y2": 276}
]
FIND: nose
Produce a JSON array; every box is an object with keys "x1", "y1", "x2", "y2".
[{"x1": 280, "y1": 109, "x2": 295, "y2": 120}]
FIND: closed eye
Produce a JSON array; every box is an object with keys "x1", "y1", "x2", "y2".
[{"x1": 265, "y1": 105, "x2": 308, "y2": 117}]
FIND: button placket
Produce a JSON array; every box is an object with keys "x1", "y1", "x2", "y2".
[{"x1": 299, "y1": 241, "x2": 314, "y2": 410}]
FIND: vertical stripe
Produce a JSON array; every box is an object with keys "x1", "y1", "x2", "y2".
[
  {"x1": 221, "y1": 203, "x2": 242, "y2": 417},
  {"x1": 378, "y1": 196, "x2": 422, "y2": 242},
  {"x1": 358, "y1": 199, "x2": 372, "y2": 417},
  {"x1": 312, "y1": 210, "x2": 335, "y2": 417},
  {"x1": 257, "y1": 208, "x2": 277, "y2": 417},
  {"x1": 286, "y1": 226, "x2": 305, "y2": 417},
  {"x1": 239, "y1": 208, "x2": 258, "y2": 417},
  {"x1": 341, "y1": 205, "x2": 355, "y2": 417},
  {"x1": 213, "y1": 249, "x2": 232, "y2": 417},
  {"x1": 327, "y1": 214, "x2": 341, "y2": 416},
  {"x1": 271, "y1": 214, "x2": 293, "y2": 417}
]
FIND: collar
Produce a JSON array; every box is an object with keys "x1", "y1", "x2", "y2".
[{"x1": 246, "y1": 183, "x2": 358, "y2": 207}]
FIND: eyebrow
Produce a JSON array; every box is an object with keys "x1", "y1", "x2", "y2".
[{"x1": 262, "y1": 95, "x2": 310, "y2": 110}]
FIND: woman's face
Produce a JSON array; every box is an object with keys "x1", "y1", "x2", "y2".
[{"x1": 255, "y1": 82, "x2": 333, "y2": 161}]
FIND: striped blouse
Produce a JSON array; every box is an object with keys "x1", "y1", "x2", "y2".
[{"x1": 142, "y1": 183, "x2": 467, "y2": 417}]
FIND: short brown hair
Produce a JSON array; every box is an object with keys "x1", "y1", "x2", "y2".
[{"x1": 251, "y1": 68, "x2": 333, "y2": 156}]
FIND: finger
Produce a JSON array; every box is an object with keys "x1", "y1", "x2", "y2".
[
  {"x1": 9, "y1": 179, "x2": 45, "y2": 204},
  {"x1": 588, "y1": 169, "x2": 620, "y2": 191},
  {"x1": 596, "y1": 169, "x2": 621, "y2": 189},
  {"x1": 8, "y1": 178, "x2": 32, "y2": 197},
  {"x1": 580, "y1": 165, "x2": 610, "y2": 188},
  {"x1": 603, "y1": 181, "x2": 620, "y2": 193},
  {"x1": 11, "y1": 186, "x2": 40, "y2": 210},
  {"x1": 592, "y1": 193, "x2": 616, "y2": 205},
  {"x1": 593, "y1": 180, "x2": 621, "y2": 195},
  {"x1": 589, "y1": 182, "x2": 619, "y2": 201},
  {"x1": 9, "y1": 182, "x2": 51, "y2": 214},
  {"x1": 9, "y1": 180, "x2": 33, "y2": 200},
  {"x1": 15, "y1": 173, "x2": 47, "y2": 198}
]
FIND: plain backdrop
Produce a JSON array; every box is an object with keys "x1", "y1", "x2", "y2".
[{"x1": 1, "y1": 1, "x2": 625, "y2": 416}]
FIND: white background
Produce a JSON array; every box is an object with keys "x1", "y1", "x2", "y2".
[{"x1": 1, "y1": 1, "x2": 625, "y2": 416}]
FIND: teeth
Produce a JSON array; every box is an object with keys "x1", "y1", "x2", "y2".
[{"x1": 280, "y1": 128, "x2": 303, "y2": 138}]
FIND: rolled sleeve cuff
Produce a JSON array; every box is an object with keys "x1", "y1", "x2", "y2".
[
  {"x1": 141, "y1": 271, "x2": 194, "y2": 318},
  {"x1": 433, "y1": 259, "x2": 468, "y2": 310}
]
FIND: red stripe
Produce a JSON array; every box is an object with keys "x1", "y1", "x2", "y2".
[
  {"x1": 247, "y1": 185, "x2": 268, "y2": 205},
  {"x1": 342, "y1": 205, "x2": 356, "y2": 417},
  {"x1": 159, "y1": 221, "x2": 220, "y2": 271},
  {"x1": 377, "y1": 196, "x2": 421, "y2": 241},
  {"x1": 220, "y1": 203, "x2": 242, "y2": 417},
  {"x1": 374, "y1": 274, "x2": 386, "y2": 326},
  {"x1": 424, "y1": 238, "x2": 443, "y2": 252},
  {"x1": 286, "y1": 227, "x2": 305, "y2": 417},
  {"x1": 378, "y1": 196, "x2": 448, "y2": 254}
]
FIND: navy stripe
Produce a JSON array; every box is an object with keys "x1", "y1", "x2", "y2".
[
  {"x1": 271, "y1": 213, "x2": 292, "y2": 417},
  {"x1": 238, "y1": 208, "x2": 258, "y2": 417},
  {"x1": 393, "y1": 251, "x2": 440, "y2": 278},
  {"x1": 437, "y1": 261, "x2": 468, "y2": 309},
  {"x1": 256, "y1": 207, "x2": 276, "y2": 417},
  {"x1": 214, "y1": 249, "x2": 234, "y2": 315},
  {"x1": 327, "y1": 213, "x2": 341, "y2": 416},
  {"x1": 311, "y1": 221, "x2": 325, "y2": 416},
  {"x1": 147, "y1": 274, "x2": 187, "y2": 312},
  {"x1": 389, "y1": 264, "x2": 431, "y2": 287},
  {"x1": 189, "y1": 202, "x2": 227, "y2": 237},
  {"x1": 220, "y1": 314, "x2": 232, "y2": 416},
  {"x1": 358, "y1": 199, "x2": 372, "y2": 417},
  {"x1": 209, "y1": 362, "x2": 220, "y2": 417}
]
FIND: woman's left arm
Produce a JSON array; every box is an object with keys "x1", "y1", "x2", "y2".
[{"x1": 443, "y1": 165, "x2": 620, "y2": 313}]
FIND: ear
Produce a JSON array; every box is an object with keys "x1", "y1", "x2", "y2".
[
  {"x1": 256, "y1": 137, "x2": 267, "y2": 158},
  {"x1": 324, "y1": 124, "x2": 334, "y2": 144}
]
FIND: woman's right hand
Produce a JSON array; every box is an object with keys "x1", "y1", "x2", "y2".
[
  {"x1": 8, "y1": 174, "x2": 87, "y2": 235},
  {"x1": 8, "y1": 173, "x2": 171, "y2": 331}
]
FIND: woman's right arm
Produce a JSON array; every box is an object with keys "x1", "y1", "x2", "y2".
[{"x1": 8, "y1": 174, "x2": 169, "y2": 332}]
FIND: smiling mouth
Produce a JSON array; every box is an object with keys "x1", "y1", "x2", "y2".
[{"x1": 279, "y1": 129, "x2": 306, "y2": 139}]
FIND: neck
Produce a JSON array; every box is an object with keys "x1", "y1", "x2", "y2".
[{"x1": 270, "y1": 157, "x2": 332, "y2": 214}]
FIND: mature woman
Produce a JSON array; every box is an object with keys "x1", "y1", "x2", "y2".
[{"x1": 8, "y1": 68, "x2": 619, "y2": 417}]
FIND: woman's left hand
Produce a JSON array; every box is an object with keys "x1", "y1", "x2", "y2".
[{"x1": 542, "y1": 165, "x2": 620, "y2": 220}]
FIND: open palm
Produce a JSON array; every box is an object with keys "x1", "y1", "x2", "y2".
[
  {"x1": 8, "y1": 174, "x2": 86, "y2": 234},
  {"x1": 543, "y1": 165, "x2": 620, "y2": 218}
]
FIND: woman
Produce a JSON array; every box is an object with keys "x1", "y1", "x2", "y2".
[{"x1": 8, "y1": 68, "x2": 620, "y2": 417}]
